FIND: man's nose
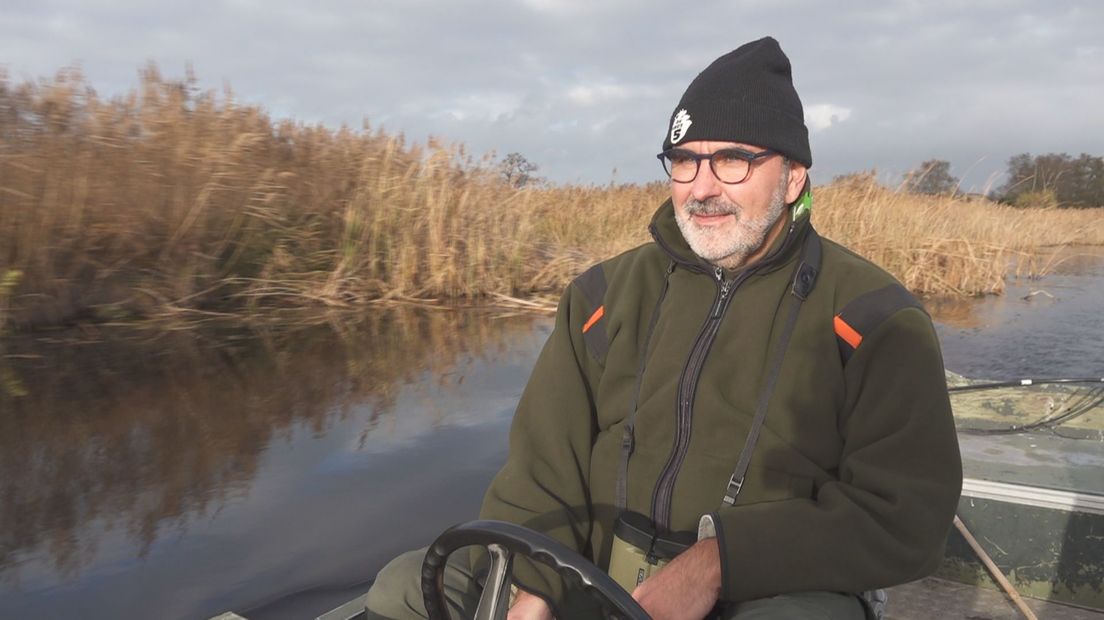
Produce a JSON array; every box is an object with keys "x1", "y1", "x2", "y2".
[{"x1": 690, "y1": 159, "x2": 722, "y2": 201}]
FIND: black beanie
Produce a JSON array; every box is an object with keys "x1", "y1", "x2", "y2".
[{"x1": 662, "y1": 37, "x2": 812, "y2": 168}]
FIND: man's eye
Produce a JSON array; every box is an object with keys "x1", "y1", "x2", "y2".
[
  {"x1": 669, "y1": 154, "x2": 695, "y2": 166},
  {"x1": 713, "y1": 151, "x2": 747, "y2": 165}
]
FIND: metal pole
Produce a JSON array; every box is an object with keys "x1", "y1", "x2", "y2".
[{"x1": 953, "y1": 515, "x2": 1039, "y2": 620}]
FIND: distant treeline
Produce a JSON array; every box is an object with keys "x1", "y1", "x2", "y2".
[{"x1": 900, "y1": 154, "x2": 1104, "y2": 208}]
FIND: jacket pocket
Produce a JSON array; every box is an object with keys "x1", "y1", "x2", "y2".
[{"x1": 735, "y1": 467, "x2": 816, "y2": 505}]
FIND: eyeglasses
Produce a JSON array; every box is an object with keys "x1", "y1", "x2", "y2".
[{"x1": 656, "y1": 147, "x2": 777, "y2": 184}]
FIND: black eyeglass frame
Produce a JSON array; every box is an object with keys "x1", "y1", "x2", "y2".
[{"x1": 656, "y1": 147, "x2": 777, "y2": 184}]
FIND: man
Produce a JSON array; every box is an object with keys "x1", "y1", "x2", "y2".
[{"x1": 366, "y1": 36, "x2": 962, "y2": 620}]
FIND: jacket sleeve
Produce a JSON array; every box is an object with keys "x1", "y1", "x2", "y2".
[
  {"x1": 708, "y1": 307, "x2": 962, "y2": 602},
  {"x1": 477, "y1": 282, "x2": 604, "y2": 608}
]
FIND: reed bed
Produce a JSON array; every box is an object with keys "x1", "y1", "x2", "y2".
[
  {"x1": 1, "y1": 68, "x2": 1101, "y2": 333},
  {"x1": 815, "y1": 175, "x2": 1104, "y2": 296}
]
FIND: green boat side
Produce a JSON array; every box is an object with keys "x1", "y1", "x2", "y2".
[{"x1": 944, "y1": 370, "x2": 1104, "y2": 612}]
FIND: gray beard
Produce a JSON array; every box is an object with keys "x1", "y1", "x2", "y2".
[{"x1": 675, "y1": 173, "x2": 790, "y2": 269}]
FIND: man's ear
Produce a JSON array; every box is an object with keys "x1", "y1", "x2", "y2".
[{"x1": 785, "y1": 163, "x2": 808, "y2": 204}]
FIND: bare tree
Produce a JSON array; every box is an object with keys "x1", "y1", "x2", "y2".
[
  {"x1": 499, "y1": 152, "x2": 540, "y2": 188},
  {"x1": 904, "y1": 160, "x2": 959, "y2": 196}
]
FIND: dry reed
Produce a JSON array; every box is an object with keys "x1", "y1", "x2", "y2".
[
  {"x1": 815, "y1": 174, "x2": 1104, "y2": 296},
  {"x1": 1, "y1": 68, "x2": 1102, "y2": 332}
]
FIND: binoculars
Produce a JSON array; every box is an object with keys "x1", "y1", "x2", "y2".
[{"x1": 607, "y1": 512, "x2": 696, "y2": 592}]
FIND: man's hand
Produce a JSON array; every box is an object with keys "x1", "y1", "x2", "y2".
[
  {"x1": 507, "y1": 590, "x2": 554, "y2": 620},
  {"x1": 631, "y1": 538, "x2": 721, "y2": 620}
]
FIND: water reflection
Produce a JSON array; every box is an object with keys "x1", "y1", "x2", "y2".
[
  {"x1": 0, "y1": 309, "x2": 545, "y2": 618},
  {"x1": 932, "y1": 247, "x2": 1104, "y2": 379},
  {"x1": 927, "y1": 245, "x2": 1104, "y2": 331}
]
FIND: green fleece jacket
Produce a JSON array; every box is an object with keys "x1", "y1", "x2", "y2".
[{"x1": 479, "y1": 198, "x2": 962, "y2": 610}]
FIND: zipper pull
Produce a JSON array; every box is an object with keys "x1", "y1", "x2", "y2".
[
  {"x1": 714, "y1": 267, "x2": 723, "y2": 281},
  {"x1": 712, "y1": 278, "x2": 732, "y2": 318}
]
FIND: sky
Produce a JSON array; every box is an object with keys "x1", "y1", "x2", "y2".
[{"x1": 3, "y1": 0, "x2": 1103, "y2": 192}]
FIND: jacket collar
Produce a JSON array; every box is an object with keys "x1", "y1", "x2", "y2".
[{"x1": 648, "y1": 197, "x2": 812, "y2": 276}]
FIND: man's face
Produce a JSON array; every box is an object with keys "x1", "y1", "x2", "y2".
[{"x1": 670, "y1": 140, "x2": 805, "y2": 269}]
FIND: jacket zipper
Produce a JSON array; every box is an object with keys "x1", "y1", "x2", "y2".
[
  {"x1": 644, "y1": 219, "x2": 800, "y2": 532},
  {"x1": 651, "y1": 266, "x2": 751, "y2": 531}
]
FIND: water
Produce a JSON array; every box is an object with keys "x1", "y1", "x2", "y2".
[
  {"x1": 0, "y1": 250, "x2": 1102, "y2": 620},
  {"x1": 933, "y1": 247, "x2": 1104, "y2": 380},
  {"x1": 0, "y1": 311, "x2": 549, "y2": 620}
]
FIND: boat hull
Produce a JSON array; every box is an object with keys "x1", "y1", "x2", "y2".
[
  {"x1": 940, "y1": 480, "x2": 1104, "y2": 611},
  {"x1": 944, "y1": 371, "x2": 1104, "y2": 611}
]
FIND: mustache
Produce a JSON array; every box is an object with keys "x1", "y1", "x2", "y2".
[{"x1": 683, "y1": 198, "x2": 743, "y2": 217}]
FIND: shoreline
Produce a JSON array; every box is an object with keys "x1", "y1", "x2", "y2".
[{"x1": 3, "y1": 243, "x2": 1104, "y2": 338}]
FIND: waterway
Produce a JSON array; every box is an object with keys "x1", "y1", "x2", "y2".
[{"x1": 0, "y1": 248, "x2": 1102, "y2": 620}]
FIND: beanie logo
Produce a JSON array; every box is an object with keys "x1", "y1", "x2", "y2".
[{"x1": 670, "y1": 109, "x2": 692, "y2": 144}]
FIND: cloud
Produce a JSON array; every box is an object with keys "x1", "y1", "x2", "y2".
[
  {"x1": 565, "y1": 82, "x2": 661, "y2": 107},
  {"x1": 566, "y1": 83, "x2": 631, "y2": 106},
  {"x1": 519, "y1": 0, "x2": 637, "y2": 16},
  {"x1": 2, "y1": 0, "x2": 1102, "y2": 188},
  {"x1": 519, "y1": 0, "x2": 587, "y2": 14},
  {"x1": 804, "y1": 103, "x2": 853, "y2": 132},
  {"x1": 423, "y1": 92, "x2": 523, "y2": 122}
]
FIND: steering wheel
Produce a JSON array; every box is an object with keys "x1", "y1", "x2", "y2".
[{"x1": 421, "y1": 519, "x2": 651, "y2": 620}]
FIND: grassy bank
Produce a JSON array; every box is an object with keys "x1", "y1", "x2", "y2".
[{"x1": 2, "y1": 68, "x2": 1103, "y2": 333}]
